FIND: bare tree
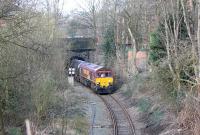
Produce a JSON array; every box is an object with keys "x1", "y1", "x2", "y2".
[
  {"x1": 197, "y1": 0, "x2": 200, "y2": 96},
  {"x1": 0, "y1": 0, "x2": 67, "y2": 134}
]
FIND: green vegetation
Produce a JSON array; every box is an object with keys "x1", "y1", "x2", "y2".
[
  {"x1": 137, "y1": 98, "x2": 151, "y2": 112},
  {"x1": 8, "y1": 128, "x2": 22, "y2": 135},
  {"x1": 149, "y1": 31, "x2": 166, "y2": 63},
  {"x1": 150, "y1": 108, "x2": 164, "y2": 123},
  {"x1": 102, "y1": 25, "x2": 116, "y2": 67},
  {"x1": 0, "y1": 1, "x2": 88, "y2": 134}
]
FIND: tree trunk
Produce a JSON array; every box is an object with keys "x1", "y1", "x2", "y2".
[
  {"x1": 197, "y1": 0, "x2": 200, "y2": 96},
  {"x1": 164, "y1": 15, "x2": 175, "y2": 77},
  {"x1": 127, "y1": 27, "x2": 138, "y2": 75},
  {"x1": 181, "y1": 0, "x2": 198, "y2": 76},
  {"x1": 198, "y1": 0, "x2": 200, "y2": 78},
  {"x1": 0, "y1": 100, "x2": 5, "y2": 135}
]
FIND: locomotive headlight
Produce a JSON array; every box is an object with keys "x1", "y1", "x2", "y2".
[{"x1": 109, "y1": 81, "x2": 112, "y2": 86}]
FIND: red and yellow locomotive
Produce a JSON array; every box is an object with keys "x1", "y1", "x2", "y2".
[{"x1": 71, "y1": 59, "x2": 114, "y2": 94}]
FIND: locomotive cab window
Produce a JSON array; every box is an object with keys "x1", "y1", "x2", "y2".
[
  {"x1": 97, "y1": 71, "x2": 112, "y2": 77},
  {"x1": 105, "y1": 72, "x2": 112, "y2": 77}
]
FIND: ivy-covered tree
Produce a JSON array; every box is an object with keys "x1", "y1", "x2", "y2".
[
  {"x1": 102, "y1": 25, "x2": 116, "y2": 67},
  {"x1": 149, "y1": 13, "x2": 188, "y2": 64},
  {"x1": 149, "y1": 30, "x2": 166, "y2": 63}
]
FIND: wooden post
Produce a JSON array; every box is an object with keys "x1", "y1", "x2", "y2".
[
  {"x1": 25, "y1": 119, "x2": 32, "y2": 135},
  {"x1": 68, "y1": 76, "x2": 74, "y2": 86}
]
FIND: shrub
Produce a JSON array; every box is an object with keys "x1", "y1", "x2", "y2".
[
  {"x1": 8, "y1": 127, "x2": 22, "y2": 135},
  {"x1": 102, "y1": 25, "x2": 116, "y2": 67},
  {"x1": 137, "y1": 98, "x2": 151, "y2": 112},
  {"x1": 178, "y1": 97, "x2": 200, "y2": 135},
  {"x1": 149, "y1": 31, "x2": 166, "y2": 63},
  {"x1": 150, "y1": 108, "x2": 164, "y2": 124}
]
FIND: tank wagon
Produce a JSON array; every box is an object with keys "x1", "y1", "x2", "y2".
[{"x1": 71, "y1": 59, "x2": 114, "y2": 94}]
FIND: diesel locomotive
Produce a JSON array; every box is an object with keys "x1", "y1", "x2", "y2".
[{"x1": 71, "y1": 59, "x2": 114, "y2": 94}]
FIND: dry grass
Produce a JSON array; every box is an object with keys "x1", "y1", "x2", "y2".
[
  {"x1": 178, "y1": 97, "x2": 200, "y2": 135},
  {"x1": 120, "y1": 70, "x2": 200, "y2": 134},
  {"x1": 120, "y1": 73, "x2": 177, "y2": 134}
]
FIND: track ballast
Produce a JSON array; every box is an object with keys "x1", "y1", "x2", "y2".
[{"x1": 99, "y1": 95, "x2": 136, "y2": 135}]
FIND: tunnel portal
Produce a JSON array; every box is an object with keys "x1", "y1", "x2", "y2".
[{"x1": 62, "y1": 37, "x2": 96, "y2": 69}]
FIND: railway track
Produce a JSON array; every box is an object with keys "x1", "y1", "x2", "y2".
[{"x1": 99, "y1": 95, "x2": 136, "y2": 135}]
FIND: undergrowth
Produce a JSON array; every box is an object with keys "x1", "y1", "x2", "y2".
[
  {"x1": 178, "y1": 96, "x2": 200, "y2": 135},
  {"x1": 120, "y1": 68, "x2": 180, "y2": 134},
  {"x1": 137, "y1": 98, "x2": 151, "y2": 112},
  {"x1": 120, "y1": 63, "x2": 200, "y2": 134}
]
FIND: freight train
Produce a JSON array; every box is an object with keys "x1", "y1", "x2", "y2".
[{"x1": 71, "y1": 59, "x2": 114, "y2": 94}]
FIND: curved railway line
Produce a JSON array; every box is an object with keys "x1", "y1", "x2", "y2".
[{"x1": 99, "y1": 95, "x2": 136, "y2": 135}]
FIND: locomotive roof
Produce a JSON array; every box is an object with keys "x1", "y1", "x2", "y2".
[{"x1": 77, "y1": 60, "x2": 104, "y2": 72}]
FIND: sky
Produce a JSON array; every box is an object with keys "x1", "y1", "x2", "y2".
[{"x1": 61, "y1": 0, "x2": 86, "y2": 14}]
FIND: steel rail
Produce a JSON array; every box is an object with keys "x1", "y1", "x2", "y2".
[
  {"x1": 100, "y1": 95, "x2": 136, "y2": 135},
  {"x1": 99, "y1": 95, "x2": 118, "y2": 135},
  {"x1": 110, "y1": 95, "x2": 136, "y2": 135}
]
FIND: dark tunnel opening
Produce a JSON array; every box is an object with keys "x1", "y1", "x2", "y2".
[
  {"x1": 70, "y1": 56, "x2": 85, "y2": 65},
  {"x1": 65, "y1": 56, "x2": 85, "y2": 75}
]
